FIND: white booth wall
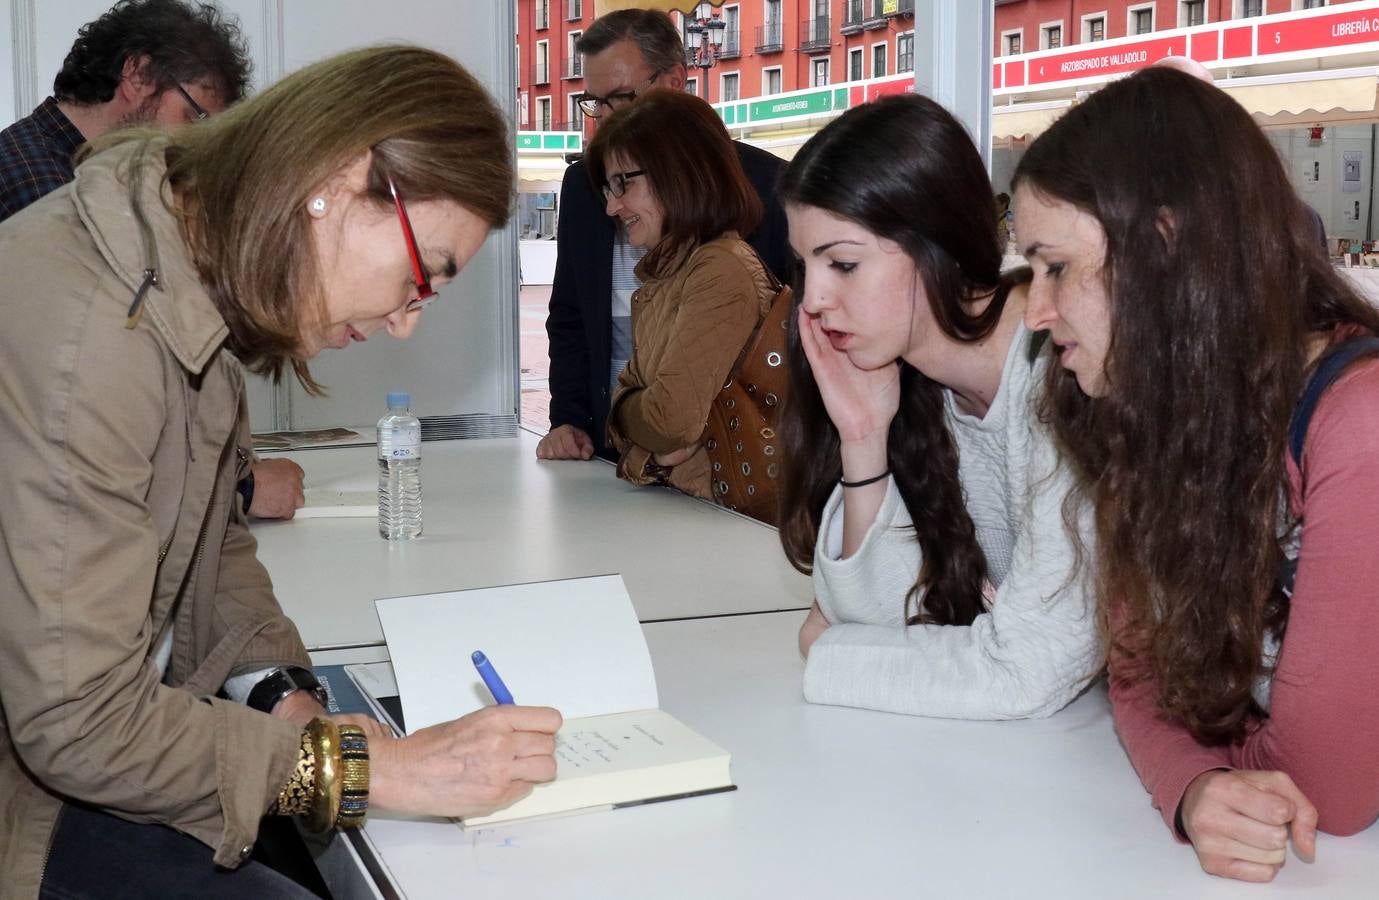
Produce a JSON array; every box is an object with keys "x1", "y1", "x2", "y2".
[{"x1": 1, "y1": 0, "x2": 519, "y2": 435}]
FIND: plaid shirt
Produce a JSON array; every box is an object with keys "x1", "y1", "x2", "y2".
[{"x1": 0, "y1": 97, "x2": 86, "y2": 223}]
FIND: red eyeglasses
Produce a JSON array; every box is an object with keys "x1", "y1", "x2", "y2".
[{"x1": 386, "y1": 174, "x2": 437, "y2": 312}]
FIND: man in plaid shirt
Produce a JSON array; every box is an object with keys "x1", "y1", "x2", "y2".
[
  {"x1": 0, "y1": 0, "x2": 249, "y2": 223},
  {"x1": 0, "y1": 0, "x2": 307, "y2": 520}
]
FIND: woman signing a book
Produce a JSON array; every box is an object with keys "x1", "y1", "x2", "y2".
[
  {"x1": 1013, "y1": 67, "x2": 1379, "y2": 881},
  {"x1": 0, "y1": 48, "x2": 559, "y2": 898},
  {"x1": 778, "y1": 94, "x2": 1101, "y2": 720},
  {"x1": 587, "y1": 90, "x2": 780, "y2": 509}
]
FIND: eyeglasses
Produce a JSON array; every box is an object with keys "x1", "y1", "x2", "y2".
[
  {"x1": 171, "y1": 83, "x2": 208, "y2": 121},
  {"x1": 386, "y1": 174, "x2": 437, "y2": 312},
  {"x1": 574, "y1": 69, "x2": 664, "y2": 119},
  {"x1": 601, "y1": 169, "x2": 645, "y2": 203}
]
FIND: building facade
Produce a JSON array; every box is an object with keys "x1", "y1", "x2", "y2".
[
  {"x1": 993, "y1": 0, "x2": 1358, "y2": 58},
  {"x1": 514, "y1": 0, "x2": 920, "y2": 135},
  {"x1": 513, "y1": 1, "x2": 1379, "y2": 246}
]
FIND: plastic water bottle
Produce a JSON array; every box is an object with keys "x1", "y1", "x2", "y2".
[{"x1": 377, "y1": 391, "x2": 422, "y2": 540}]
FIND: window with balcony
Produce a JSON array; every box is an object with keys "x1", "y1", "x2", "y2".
[
  {"x1": 1043, "y1": 24, "x2": 1062, "y2": 49},
  {"x1": 535, "y1": 40, "x2": 549, "y2": 86},
  {"x1": 801, "y1": 14, "x2": 832, "y2": 53},
  {"x1": 763, "y1": 66, "x2": 782, "y2": 95},
  {"x1": 1181, "y1": 1, "x2": 1205, "y2": 26},
  {"x1": 1004, "y1": 31, "x2": 1022, "y2": 56},
  {"x1": 535, "y1": 0, "x2": 549, "y2": 30},
  {"x1": 842, "y1": 0, "x2": 864, "y2": 34},
  {"x1": 1131, "y1": 7, "x2": 1153, "y2": 35},
  {"x1": 722, "y1": 71, "x2": 740, "y2": 101},
  {"x1": 1238, "y1": 0, "x2": 1263, "y2": 16},
  {"x1": 872, "y1": 42, "x2": 886, "y2": 77},
  {"x1": 564, "y1": 32, "x2": 583, "y2": 80},
  {"x1": 721, "y1": 5, "x2": 741, "y2": 58},
  {"x1": 1301, "y1": 0, "x2": 1325, "y2": 8},
  {"x1": 756, "y1": 0, "x2": 783, "y2": 53},
  {"x1": 865, "y1": 0, "x2": 887, "y2": 28},
  {"x1": 536, "y1": 96, "x2": 551, "y2": 131},
  {"x1": 897, "y1": 31, "x2": 914, "y2": 73},
  {"x1": 1084, "y1": 15, "x2": 1106, "y2": 42},
  {"x1": 566, "y1": 0, "x2": 582, "y2": 21}
]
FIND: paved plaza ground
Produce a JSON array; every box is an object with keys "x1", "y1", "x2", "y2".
[{"x1": 518, "y1": 284, "x2": 553, "y2": 434}]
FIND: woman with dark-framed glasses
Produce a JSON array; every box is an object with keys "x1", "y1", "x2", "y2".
[
  {"x1": 0, "y1": 45, "x2": 560, "y2": 898},
  {"x1": 584, "y1": 89, "x2": 778, "y2": 506}
]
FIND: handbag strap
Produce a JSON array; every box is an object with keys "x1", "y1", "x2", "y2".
[{"x1": 721, "y1": 249, "x2": 792, "y2": 384}]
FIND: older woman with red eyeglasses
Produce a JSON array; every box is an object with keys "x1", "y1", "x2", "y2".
[{"x1": 0, "y1": 46, "x2": 560, "y2": 899}]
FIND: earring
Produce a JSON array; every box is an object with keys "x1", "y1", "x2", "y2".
[{"x1": 309, "y1": 196, "x2": 327, "y2": 216}]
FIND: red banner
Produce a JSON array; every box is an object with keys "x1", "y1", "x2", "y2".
[
  {"x1": 1025, "y1": 35, "x2": 1186, "y2": 86},
  {"x1": 1258, "y1": 7, "x2": 1379, "y2": 56}
]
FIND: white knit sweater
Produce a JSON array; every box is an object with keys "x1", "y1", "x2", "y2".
[{"x1": 805, "y1": 323, "x2": 1102, "y2": 719}]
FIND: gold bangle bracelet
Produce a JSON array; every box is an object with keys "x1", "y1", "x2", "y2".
[
  {"x1": 272, "y1": 729, "x2": 316, "y2": 817},
  {"x1": 335, "y1": 724, "x2": 370, "y2": 829},
  {"x1": 305, "y1": 717, "x2": 342, "y2": 833}
]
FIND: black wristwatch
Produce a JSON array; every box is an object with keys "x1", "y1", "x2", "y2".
[
  {"x1": 246, "y1": 666, "x2": 328, "y2": 714},
  {"x1": 236, "y1": 471, "x2": 255, "y2": 515}
]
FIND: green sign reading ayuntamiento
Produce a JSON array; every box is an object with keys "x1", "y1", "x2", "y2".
[{"x1": 749, "y1": 89, "x2": 833, "y2": 122}]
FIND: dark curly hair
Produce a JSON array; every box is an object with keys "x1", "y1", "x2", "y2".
[
  {"x1": 777, "y1": 94, "x2": 1023, "y2": 627},
  {"x1": 53, "y1": 0, "x2": 250, "y2": 106}
]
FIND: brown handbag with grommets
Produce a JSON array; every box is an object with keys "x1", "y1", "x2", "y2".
[{"x1": 703, "y1": 270, "x2": 792, "y2": 525}]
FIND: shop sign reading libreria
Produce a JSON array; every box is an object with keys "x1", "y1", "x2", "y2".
[{"x1": 995, "y1": 1, "x2": 1379, "y2": 93}]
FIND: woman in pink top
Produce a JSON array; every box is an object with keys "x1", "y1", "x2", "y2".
[{"x1": 1011, "y1": 67, "x2": 1379, "y2": 883}]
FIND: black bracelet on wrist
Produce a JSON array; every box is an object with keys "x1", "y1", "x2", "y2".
[{"x1": 840, "y1": 470, "x2": 890, "y2": 489}]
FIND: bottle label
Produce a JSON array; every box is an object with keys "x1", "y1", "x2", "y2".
[{"x1": 378, "y1": 424, "x2": 421, "y2": 460}]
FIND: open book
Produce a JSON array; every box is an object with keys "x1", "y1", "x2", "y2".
[{"x1": 372, "y1": 575, "x2": 735, "y2": 828}]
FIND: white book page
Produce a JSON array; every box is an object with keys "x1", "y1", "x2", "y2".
[
  {"x1": 461, "y1": 708, "x2": 732, "y2": 828},
  {"x1": 297, "y1": 488, "x2": 377, "y2": 518},
  {"x1": 375, "y1": 574, "x2": 658, "y2": 732},
  {"x1": 552, "y1": 709, "x2": 727, "y2": 778}
]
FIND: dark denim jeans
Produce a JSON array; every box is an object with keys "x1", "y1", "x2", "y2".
[{"x1": 39, "y1": 803, "x2": 327, "y2": 900}]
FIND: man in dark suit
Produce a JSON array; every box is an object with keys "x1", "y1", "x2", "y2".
[{"x1": 537, "y1": 8, "x2": 792, "y2": 461}]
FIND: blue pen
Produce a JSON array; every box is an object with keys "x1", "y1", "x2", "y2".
[{"x1": 471, "y1": 650, "x2": 515, "y2": 705}]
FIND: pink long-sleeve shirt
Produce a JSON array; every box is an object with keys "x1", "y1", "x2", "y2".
[{"x1": 1110, "y1": 353, "x2": 1379, "y2": 839}]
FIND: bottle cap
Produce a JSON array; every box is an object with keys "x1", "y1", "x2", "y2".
[{"x1": 386, "y1": 391, "x2": 410, "y2": 408}]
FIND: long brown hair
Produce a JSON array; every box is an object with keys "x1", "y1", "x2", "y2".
[
  {"x1": 584, "y1": 89, "x2": 760, "y2": 278},
  {"x1": 777, "y1": 94, "x2": 1021, "y2": 626},
  {"x1": 1014, "y1": 67, "x2": 1379, "y2": 743},
  {"x1": 94, "y1": 44, "x2": 513, "y2": 391}
]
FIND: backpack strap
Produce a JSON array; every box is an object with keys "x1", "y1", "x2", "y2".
[
  {"x1": 1288, "y1": 336, "x2": 1379, "y2": 466},
  {"x1": 1277, "y1": 335, "x2": 1379, "y2": 599}
]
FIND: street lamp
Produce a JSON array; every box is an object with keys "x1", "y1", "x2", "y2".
[{"x1": 684, "y1": 2, "x2": 727, "y2": 102}]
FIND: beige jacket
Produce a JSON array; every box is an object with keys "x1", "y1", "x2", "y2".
[
  {"x1": 0, "y1": 139, "x2": 309, "y2": 898},
  {"x1": 609, "y1": 233, "x2": 776, "y2": 500}
]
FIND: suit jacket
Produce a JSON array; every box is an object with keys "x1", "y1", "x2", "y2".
[{"x1": 545, "y1": 140, "x2": 791, "y2": 458}]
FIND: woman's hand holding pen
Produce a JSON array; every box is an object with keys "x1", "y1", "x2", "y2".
[{"x1": 368, "y1": 705, "x2": 563, "y2": 818}]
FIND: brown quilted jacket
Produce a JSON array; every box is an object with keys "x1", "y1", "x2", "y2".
[{"x1": 608, "y1": 233, "x2": 775, "y2": 500}]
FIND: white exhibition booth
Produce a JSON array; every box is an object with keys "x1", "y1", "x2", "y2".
[{"x1": 6, "y1": 3, "x2": 1376, "y2": 898}]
